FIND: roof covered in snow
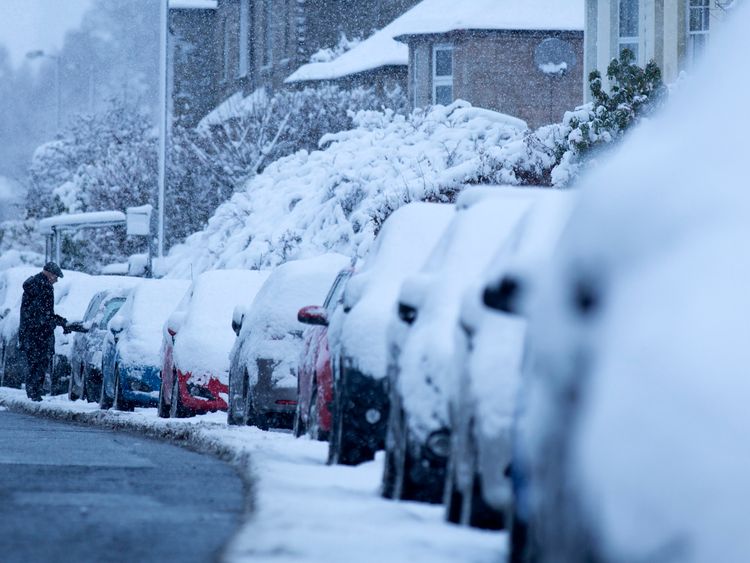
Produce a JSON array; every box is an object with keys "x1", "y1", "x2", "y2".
[
  {"x1": 38, "y1": 211, "x2": 126, "y2": 234},
  {"x1": 169, "y1": 0, "x2": 217, "y2": 9},
  {"x1": 286, "y1": 0, "x2": 583, "y2": 83}
]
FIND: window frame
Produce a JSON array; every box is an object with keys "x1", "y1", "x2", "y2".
[
  {"x1": 686, "y1": 0, "x2": 711, "y2": 66},
  {"x1": 431, "y1": 43, "x2": 454, "y2": 106},
  {"x1": 618, "y1": 0, "x2": 640, "y2": 63},
  {"x1": 238, "y1": 0, "x2": 250, "y2": 77}
]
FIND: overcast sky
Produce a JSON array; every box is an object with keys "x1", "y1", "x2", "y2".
[{"x1": 0, "y1": 0, "x2": 92, "y2": 68}]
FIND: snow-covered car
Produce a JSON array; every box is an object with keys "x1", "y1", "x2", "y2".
[
  {"x1": 293, "y1": 267, "x2": 353, "y2": 441},
  {"x1": 99, "y1": 278, "x2": 189, "y2": 411},
  {"x1": 68, "y1": 285, "x2": 139, "y2": 402},
  {"x1": 228, "y1": 254, "x2": 349, "y2": 429},
  {"x1": 159, "y1": 269, "x2": 269, "y2": 418},
  {"x1": 325, "y1": 202, "x2": 455, "y2": 466},
  {"x1": 383, "y1": 188, "x2": 542, "y2": 504},
  {"x1": 50, "y1": 273, "x2": 138, "y2": 395},
  {"x1": 443, "y1": 189, "x2": 574, "y2": 530},
  {"x1": 0, "y1": 265, "x2": 37, "y2": 387},
  {"x1": 509, "y1": 13, "x2": 750, "y2": 562}
]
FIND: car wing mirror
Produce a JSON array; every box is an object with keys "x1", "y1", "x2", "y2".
[
  {"x1": 297, "y1": 305, "x2": 328, "y2": 327},
  {"x1": 483, "y1": 275, "x2": 522, "y2": 314},
  {"x1": 231, "y1": 306, "x2": 246, "y2": 336}
]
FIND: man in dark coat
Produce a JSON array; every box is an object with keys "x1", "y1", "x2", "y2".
[{"x1": 18, "y1": 262, "x2": 68, "y2": 401}]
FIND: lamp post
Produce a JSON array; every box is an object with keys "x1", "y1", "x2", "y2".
[
  {"x1": 26, "y1": 50, "x2": 61, "y2": 132},
  {"x1": 157, "y1": 0, "x2": 168, "y2": 260}
]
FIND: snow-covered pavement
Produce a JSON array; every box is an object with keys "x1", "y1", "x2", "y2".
[{"x1": 0, "y1": 388, "x2": 505, "y2": 563}]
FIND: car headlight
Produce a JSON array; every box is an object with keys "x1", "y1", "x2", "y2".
[
  {"x1": 365, "y1": 408, "x2": 381, "y2": 425},
  {"x1": 426, "y1": 429, "x2": 451, "y2": 459}
]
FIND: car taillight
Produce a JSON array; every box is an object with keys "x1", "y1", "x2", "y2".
[{"x1": 275, "y1": 399, "x2": 297, "y2": 405}]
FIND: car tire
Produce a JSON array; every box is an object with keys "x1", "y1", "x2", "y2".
[
  {"x1": 292, "y1": 377, "x2": 309, "y2": 438},
  {"x1": 113, "y1": 365, "x2": 134, "y2": 412},
  {"x1": 327, "y1": 372, "x2": 365, "y2": 465},
  {"x1": 307, "y1": 385, "x2": 323, "y2": 441},
  {"x1": 68, "y1": 364, "x2": 81, "y2": 401},
  {"x1": 393, "y1": 409, "x2": 420, "y2": 502},
  {"x1": 99, "y1": 367, "x2": 113, "y2": 410},
  {"x1": 169, "y1": 369, "x2": 190, "y2": 418},
  {"x1": 157, "y1": 372, "x2": 170, "y2": 418},
  {"x1": 460, "y1": 431, "x2": 504, "y2": 530},
  {"x1": 444, "y1": 456, "x2": 463, "y2": 524}
]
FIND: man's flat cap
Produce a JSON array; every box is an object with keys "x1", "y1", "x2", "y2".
[{"x1": 43, "y1": 262, "x2": 64, "y2": 278}]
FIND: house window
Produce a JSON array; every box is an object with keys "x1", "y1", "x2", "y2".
[
  {"x1": 222, "y1": 18, "x2": 230, "y2": 80},
  {"x1": 239, "y1": 0, "x2": 250, "y2": 77},
  {"x1": 263, "y1": 1, "x2": 273, "y2": 67},
  {"x1": 618, "y1": 0, "x2": 639, "y2": 62},
  {"x1": 432, "y1": 44, "x2": 453, "y2": 106},
  {"x1": 412, "y1": 49, "x2": 419, "y2": 107},
  {"x1": 687, "y1": 0, "x2": 710, "y2": 65}
]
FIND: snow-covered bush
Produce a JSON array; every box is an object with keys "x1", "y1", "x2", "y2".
[
  {"x1": 489, "y1": 50, "x2": 668, "y2": 188},
  {"x1": 23, "y1": 100, "x2": 157, "y2": 272},
  {"x1": 167, "y1": 84, "x2": 408, "y2": 245},
  {"x1": 164, "y1": 101, "x2": 527, "y2": 277}
]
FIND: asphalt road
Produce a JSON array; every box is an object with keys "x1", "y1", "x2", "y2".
[{"x1": 0, "y1": 409, "x2": 244, "y2": 563}]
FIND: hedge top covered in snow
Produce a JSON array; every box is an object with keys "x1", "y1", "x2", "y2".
[
  {"x1": 164, "y1": 101, "x2": 527, "y2": 278},
  {"x1": 287, "y1": 0, "x2": 583, "y2": 83}
]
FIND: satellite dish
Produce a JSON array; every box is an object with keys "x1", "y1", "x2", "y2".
[{"x1": 535, "y1": 38, "x2": 577, "y2": 76}]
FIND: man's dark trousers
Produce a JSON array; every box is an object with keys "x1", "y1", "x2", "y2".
[{"x1": 24, "y1": 351, "x2": 48, "y2": 400}]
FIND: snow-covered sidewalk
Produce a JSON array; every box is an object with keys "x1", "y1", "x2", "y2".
[{"x1": 0, "y1": 388, "x2": 505, "y2": 563}]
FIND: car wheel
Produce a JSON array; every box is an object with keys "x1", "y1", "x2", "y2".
[
  {"x1": 113, "y1": 365, "x2": 134, "y2": 412},
  {"x1": 99, "y1": 367, "x2": 113, "y2": 410},
  {"x1": 169, "y1": 369, "x2": 190, "y2": 418},
  {"x1": 460, "y1": 431, "x2": 504, "y2": 530},
  {"x1": 68, "y1": 364, "x2": 81, "y2": 401},
  {"x1": 157, "y1": 371, "x2": 169, "y2": 418},
  {"x1": 327, "y1": 372, "x2": 364, "y2": 465},
  {"x1": 307, "y1": 385, "x2": 323, "y2": 441},
  {"x1": 444, "y1": 455, "x2": 463, "y2": 524},
  {"x1": 292, "y1": 397, "x2": 306, "y2": 438},
  {"x1": 227, "y1": 370, "x2": 245, "y2": 426},
  {"x1": 394, "y1": 409, "x2": 421, "y2": 501}
]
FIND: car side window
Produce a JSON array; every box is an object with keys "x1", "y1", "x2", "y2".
[
  {"x1": 100, "y1": 298, "x2": 127, "y2": 328},
  {"x1": 83, "y1": 293, "x2": 106, "y2": 322},
  {"x1": 323, "y1": 271, "x2": 352, "y2": 313}
]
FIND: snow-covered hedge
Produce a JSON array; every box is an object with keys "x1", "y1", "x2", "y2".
[{"x1": 164, "y1": 101, "x2": 528, "y2": 277}]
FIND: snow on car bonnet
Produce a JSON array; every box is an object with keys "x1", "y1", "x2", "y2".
[
  {"x1": 334, "y1": 202, "x2": 455, "y2": 379},
  {"x1": 173, "y1": 269, "x2": 270, "y2": 383},
  {"x1": 115, "y1": 278, "x2": 190, "y2": 366}
]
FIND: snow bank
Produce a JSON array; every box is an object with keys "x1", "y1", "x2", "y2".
[
  {"x1": 0, "y1": 388, "x2": 505, "y2": 563},
  {"x1": 165, "y1": 101, "x2": 527, "y2": 278}
]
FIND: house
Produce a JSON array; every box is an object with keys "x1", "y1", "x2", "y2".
[
  {"x1": 584, "y1": 0, "x2": 737, "y2": 93},
  {"x1": 169, "y1": 0, "x2": 221, "y2": 128},
  {"x1": 396, "y1": 0, "x2": 585, "y2": 129},
  {"x1": 289, "y1": 0, "x2": 585, "y2": 129}
]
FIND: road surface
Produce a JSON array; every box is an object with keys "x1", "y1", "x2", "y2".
[{"x1": 0, "y1": 409, "x2": 244, "y2": 563}]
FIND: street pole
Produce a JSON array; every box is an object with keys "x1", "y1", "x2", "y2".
[
  {"x1": 157, "y1": 0, "x2": 168, "y2": 260},
  {"x1": 54, "y1": 56, "x2": 61, "y2": 131}
]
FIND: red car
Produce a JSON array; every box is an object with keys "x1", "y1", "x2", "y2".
[
  {"x1": 293, "y1": 269, "x2": 352, "y2": 440},
  {"x1": 159, "y1": 270, "x2": 267, "y2": 418}
]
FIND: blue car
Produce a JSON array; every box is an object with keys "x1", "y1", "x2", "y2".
[{"x1": 100, "y1": 278, "x2": 189, "y2": 411}]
